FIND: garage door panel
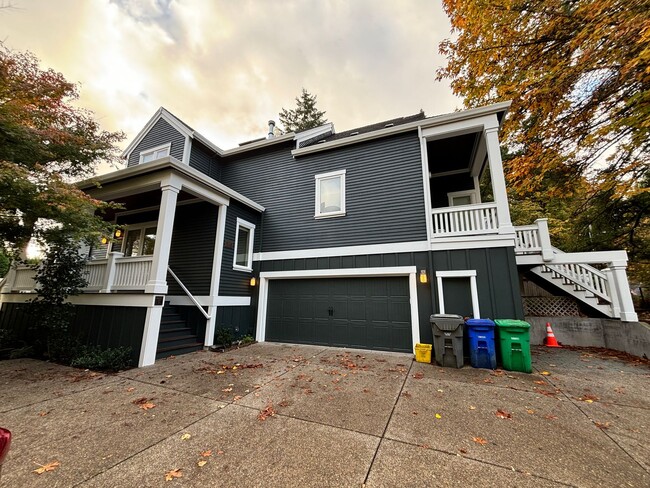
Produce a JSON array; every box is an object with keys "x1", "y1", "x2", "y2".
[{"x1": 266, "y1": 276, "x2": 412, "y2": 353}]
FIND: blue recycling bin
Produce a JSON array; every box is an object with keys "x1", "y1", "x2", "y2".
[{"x1": 465, "y1": 319, "x2": 497, "y2": 369}]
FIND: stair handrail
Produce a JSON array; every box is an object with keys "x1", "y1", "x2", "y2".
[
  {"x1": 167, "y1": 266, "x2": 211, "y2": 320},
  {"x1": 550, "y1": 247, "x2": 607, "y2": 279},
  {"x1": 542, "y1": 263, "x2": 610, "y2": 301}
]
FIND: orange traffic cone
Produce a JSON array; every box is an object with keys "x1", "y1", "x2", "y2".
[{"x1": 544, "y1": 322, "x2": 561, "y2": 348}]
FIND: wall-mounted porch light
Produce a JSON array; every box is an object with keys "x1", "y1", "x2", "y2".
[
  {"x1": 100, "y1": 236, "x2": 108, "y2": 245},
  {"x1": 114, "y1": 229, "x2": 123, "y2": 239},
  {"x1": 249, "y1": 276, "x2": 257, "y2": 287},
  {"x1": 419, "y1": 269, "x2": 428, "y2": 284}
]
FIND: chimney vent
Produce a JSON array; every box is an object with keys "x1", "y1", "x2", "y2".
[{"x1": 268, "y1": 120, "x2": 276, "y2": 139}]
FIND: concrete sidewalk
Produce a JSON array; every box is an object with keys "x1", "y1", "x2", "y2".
[{"x1": 0, "y1": 343, "x2": 648, "y2": 487}]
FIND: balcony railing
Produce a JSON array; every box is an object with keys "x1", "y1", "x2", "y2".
[
  {"x1": 2, "y1": 253, "x2": 154, "y2": 294},
  {"x1": 431, "y1": 202, "x2": 499, "y2": 237}
]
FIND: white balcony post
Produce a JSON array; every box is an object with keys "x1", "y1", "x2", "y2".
[
  {"x1": 602, "y1": 268, "x2": 621, "y2": 318},
  {"x1": 145, "y1": 179, "x2": 180, "y2": 294},
  {"x1": 609, "y1": 261, "x2": 638, "y2": 322},
  {"x1": 484, "y1": 127, "x2": 514, "y2": 235},
  {"x1": 100, "y1": 252, "x2": 122, "y2": 293},
  {"x1": 535, "y1": 218, "x2": 554, "y2": 262}
]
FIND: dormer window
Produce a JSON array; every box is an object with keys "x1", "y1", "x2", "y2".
[{"x1": 139, "y1": 143, "x2": 171, "y2": 164}]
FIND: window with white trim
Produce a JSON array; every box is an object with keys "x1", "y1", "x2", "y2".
[
  {"x1": 447, "y1": 189, "x2": 478, "y2": 207},
  {"x1": 233, "y1": 218, "x2": 255, "y2": 271},
  {"x1": 117, "y1": 222, "x2": 157, "y2": 257},
  {"x1": 315, "y1": 169, "x2": 346, "y2": 218},
  {"x1": 139, "y1": 143, "x2": 171, "y2": 164}
]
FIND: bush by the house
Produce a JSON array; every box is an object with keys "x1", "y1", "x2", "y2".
[{"x1": 70, "y1": 345, "x2": 133, "y2": 372}]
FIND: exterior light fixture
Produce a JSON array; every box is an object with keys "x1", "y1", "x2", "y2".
[
  {"x1": 250, "y1": 276, "x2": 257, "y2": 287},
  {"x1": 419, "y1": 269, "x2": 428, "y2": 284},
  {"x1": 114, "y1": 229, "x2": 123, "y2": 239},
  {"x1": 100, "y1": 236, "x2": 108, "y2": 245}
]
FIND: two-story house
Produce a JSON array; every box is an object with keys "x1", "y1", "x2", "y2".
[{"x1": 1, "y1": 101, "x2": 638, "y2": 367}]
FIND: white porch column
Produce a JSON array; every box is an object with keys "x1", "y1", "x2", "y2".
[
  {"x1": 609, "y1": 261, "x2": 638, "y2": 322},
  {"x1": 484, "y1": 127, "x2": 514, "y2": 235},
  {"x1": 205, "y1": 204, "x2": 228, "y2": 347},
  {"x1": 145, "y1": 179, "x2": 180, "y2": 294},
  {"x1": 100, "y1": 251, "x2": 122, "y2": 293},
  {"x1": 602, "y1": 268, "x2": 621, "y2": 318},
  {"x1": 535, "y1": 218, "x2": 554, "y2": 262}
]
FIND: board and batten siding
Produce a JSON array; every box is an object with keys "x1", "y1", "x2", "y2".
[
  {"x1": 127, "y1": 118, "x2": 185, "y2": 167},
  {"x1": 167, "y1": 201, "x2": 218, "y2": 296},
  {"x1": 220, "y1": 132, "x2": 428, "y2": 252},
  {"x1": 189, "y1": 141, "x2": 222, "y2": 181},
  {"x1": 218, "y1": 200, "x2": 262, "y2": 296}
]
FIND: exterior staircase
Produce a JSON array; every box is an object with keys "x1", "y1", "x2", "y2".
[
  {"x1": 156, "y1": 303, "x2": 204, "y2": 359},
  {"x1": 514, "y1": 219, "x2": 638, "y2": 322}
]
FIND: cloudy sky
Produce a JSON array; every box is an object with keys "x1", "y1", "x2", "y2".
[{"x1": 2, "y1": 0, "x2": 460, "y2": 168}]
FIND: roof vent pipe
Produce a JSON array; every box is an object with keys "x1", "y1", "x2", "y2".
[{"x1": 268, "y1": 120, "x2": 275, "y2": 139}]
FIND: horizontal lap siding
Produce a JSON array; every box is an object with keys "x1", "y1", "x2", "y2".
[
  {"x1": 219, "y1": 200, "x2": 262, "y2": 296},
  {"x1": 190, "y1": 141, "x2": 222, "y2": 181},
  {"x1": 127, "y1": 118, "x2": 185, "y2": 167},
  {"x1": 167, "y1": 202, "x2": 218, "y2": 296},
  {"x1": 220, "y1": 132, "x2": 427, "y2": 252}
]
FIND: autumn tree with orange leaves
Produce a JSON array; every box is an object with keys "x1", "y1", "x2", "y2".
[
  {"x1": 438, "y1": 0, "x2": 649, "y2": 289},
  {"x1": 0, "y1": 43, "x2": 123, "y2": 256}
]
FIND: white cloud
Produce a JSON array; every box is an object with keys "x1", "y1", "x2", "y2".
[{"x1": 2, "y1": 0, "x2": 460, "y2": 173}]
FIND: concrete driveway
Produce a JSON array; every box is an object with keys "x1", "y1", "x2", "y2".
[{"x1": 0, "y1": 343, "x2": 648, "y2": 487}]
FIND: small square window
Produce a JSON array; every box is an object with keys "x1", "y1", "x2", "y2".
[
  {"x1": 121, "y1": 223, "x2": 157, "y2": 257},
  {"x1": 233, "y1": 218, "x2": 255, "y2": 272},
  {"x1": 315, "y1": 170, "x2": 346, "y2": 219},
  {"x1": 139, "y1": 143, "x2": 171, "y2": 164}
]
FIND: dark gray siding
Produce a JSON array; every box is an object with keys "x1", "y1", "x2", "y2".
[
  {"x1": 219, "y1": 200, "x2": 262, "y2": 296},
  {"x1": 167, "y1": 202, "x2": 218, "y2": 296},
  {"x1": 214, "y1": 306, "x2": 252, "y2": 341},
  {"x1": 189, "y1": 141, "x2": 222, "y2": 181},
  {"x1": 127, "y1": 118, "x2": 185, "y2": 167},
  {"x1": 257, "y1": 246, "x2": 523, "y2": 346},
  {"x1": 0, "y1": 302, "x2": 146, "y2": 365},
  {"x1": 220, "y1": 132, "x2": 427, "y2": 252}
]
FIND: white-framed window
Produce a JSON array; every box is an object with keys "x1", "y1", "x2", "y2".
[
  {"x1": 233, "y1": 217, "x2": 255, "y2": 272},
  {"x1": 447, "y1": 189, "x2": 479, "y2": 207},
  {"x1": 139, "y1": 143, "x2": 171, "y2": 164},
  {"x1": 115, "y1": 222, "x2": 158, "y2": 257},
  {"x1": 315, "y1": 169, "x2": 346, "y2": 219}
]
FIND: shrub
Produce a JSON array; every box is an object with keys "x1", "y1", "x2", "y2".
[
  {"x1": 240, "y1": 335, "x2": 255, "y2": 345},
  {"x1": 70, "y1": 345, "x2": 133, "y2": 372},
  {"x1": 215, "y1": 327, "x2": 234, "y2": 349}
]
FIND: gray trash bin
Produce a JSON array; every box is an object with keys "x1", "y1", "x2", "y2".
[{"x1": 430, "y1": 314, "x2": 465, "y2": 368}]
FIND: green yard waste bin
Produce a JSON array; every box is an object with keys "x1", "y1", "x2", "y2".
[{"x1": 494, "y1": 319, "x2": 532, "y2": 373}]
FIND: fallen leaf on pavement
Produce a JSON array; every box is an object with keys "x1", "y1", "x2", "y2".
[
  {"x1": 594, "y1": 421, "x2": 611, "y2": 430},
  {"x1": 222, "y1": 387, "x2": 232, "y2": 392},
  {"x1": 180, "y1": 433, "x2": 191, "y2": 440},
  {"x1": 38, "y1": 411, "x2": 49, "y2": 417},
  {"x1": 132, "y1": 397, "x2": 156, "y2": 410},
  {"x1": 126, "y1": 387, "x2": 135, "y2": 392},
  {"x1": 413, "y1": 372, "x2": 424, "y2": 379},
  {"x1": 217, "y1": 450, "x2": 224, "y2": 455},
  {"x1": 201, "y1": 450, "x2": 212, "y2": 457},
  {"x1": 197, "y1": 460, "x2": 207, "y2": 467},
  {"x1": 435, "y1": 413, "x2": 442, "y2": 419},
  {"x1": 526, "y1": 409, "x2": 535, "y2": 414},
  {"x1": 469, "y1": 406, "x2": 477, "y2": 410},
  {"x1": 165, "y1": 469, "x2": 182, "y2": 481},
  {"x1": 459, "y1": 448, "x2": 467, "y2": 454},
  {"x1": 534, "y1": 380, "x2": 546, "y2": 385},
  {"x1": 402, "y1": 391, "x2": 412, "y2": 399},
  {"x1": 472, "y1": 437, "x2": 488, "y2": 445},
  {"x1": 495, "y1": 409, "x2": 512, "y2": 419},
  {"x1": 540, "y1": 371, "x2": 551, "y2": 376},
  {"x1": 580, "y1": 394, "x2": 599, "y2": 403},
  {"x1": 544, "y1": 414, "x2": 558, "y2": 420},
  {"x1": 258, "y1": 403, "x2": 276, "y2": 421},
  {"x1": 483, "y1": 378, "x2": 494, "y2": 384},
  {"x1": 278, "y1": 400, "x2": 290, "y2": 407},
  {"x1": 233, "y1": 395, "x2": 242, "y2": 401},
  {"x1": 33, "y1": 461, "x2": 60, "y2": 474}
]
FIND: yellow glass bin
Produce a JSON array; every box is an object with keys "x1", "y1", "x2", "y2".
[{"x1": 414, "y1": 343, "x2": 432, "y2": 363}]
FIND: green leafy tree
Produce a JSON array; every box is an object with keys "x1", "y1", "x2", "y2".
[
  {"x1": 279, "y1": 88, "x2": 327, "y2": 132},
  {"x1": 0, "y1": 42, "x2": 123, "y2": 257}
]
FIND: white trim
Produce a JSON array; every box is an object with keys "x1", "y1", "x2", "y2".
[
  {"x1": 420, "y1": 115, "x2": 498, "y2": 141},
  {"x1": 233, "y1": 217, "x2": 256, "y2": 272},
  {"x1": 138, "y1": 142, "x2": 171, "y2": 165},
  {"x1": 253, "y1": 237, "x2": 516, "y2": 262},
  {"x1": 140, "y1": 306, "x2": 163, "y2": 367},
  {"x1": 435, "y1": 270, "x2": 480, "y2": 318},
  {"x1": 214, "y1": 296, "x2": 252, "y2": 306},
  {"x1": 205, "y1": 204, "x2": 228, "y2": 346},
  {"x1": 516, "y1": 250, "x2": 628, "y2": 266},
  {"x1": 118, "y1": 220, "x2": 158, "y2": 256},
  {"x1": 430, "y1": 168, "x2": 470, "y2": 178},
  {"x1": 165, "y1": 295, "x2": 252, "y2": 307},
  {"x1": 255, "y1": 266, "x2": 420, "y2": 353},
  {"x1": 182, "y1": 135, "x2": 192, "y2": 165},
  {"x1": 0, "y1": 292, "x2": 159, "y2": 307},
  {"x1": 295, "y1": 123, "x2": 335, "y2": 149},
  {"x1": 315, "y1": 169, "x2": 346, "y2": 219},
  {"x1": 291, "y1": 101, "x2": 511, "y2": 157},
  {"x1": 447, "y1": 190, "x2": 478, "y2": 207},
  {"x1": 419, "y1": 127, "x2": 434, "y2": 242}
]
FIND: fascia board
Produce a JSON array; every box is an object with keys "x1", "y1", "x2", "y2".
[{"x1": 291, "y1": 101, "x2": 512, "y2": 157}]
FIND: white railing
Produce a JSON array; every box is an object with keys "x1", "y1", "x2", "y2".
[
  {"x1": 543, "y1": 261, "x2": 610, "y2": 301},
  {"x1": 12, "y1": 266, "x2": 37, "y2": 291},
  {"x1": 167, "y1": 266, "x2": 211, "y2": 320},
  {"x1": 431, "y1": 202, "x2": 499, "y2": 237},
  {"x1": 82, "y1": 260, "x2": 108, "y2": 291},
  {"x1": 112, "y1": 256, "x2": 153, "y2": 291},
  {"x1": 515, "y1": 225, "x2": 542, "y2": 253}
]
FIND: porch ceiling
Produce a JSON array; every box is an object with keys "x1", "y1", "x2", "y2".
[
  {"x1": 99, "y1": 190, "x2": 198, "y2": 222},
  {"x1": 427, "y1": 132, "x2": 480, "y2": 175}
]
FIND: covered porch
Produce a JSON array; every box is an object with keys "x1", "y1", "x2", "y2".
[{"x1": 420, "y1": 110, "x2": 514, "y2": 240}]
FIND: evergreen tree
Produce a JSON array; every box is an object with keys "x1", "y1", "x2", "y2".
[{"x1": 279, "y1": 88, "x2": 327, "y2": 132}]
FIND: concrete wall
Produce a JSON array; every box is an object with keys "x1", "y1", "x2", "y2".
[{"x1": 526, "y1": 317, "x2": 650, "y2": 359}]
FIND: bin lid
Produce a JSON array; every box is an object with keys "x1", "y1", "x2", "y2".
[
  {"x1": 430, "y1": 314, "x2": 464, "y2": 331},
  {"x1": 430, "y1": 314, "x2": 463, "y2": 320},
  {"x1": 465, "y1": 319, "x2": 495, "y2": 327},
  {"x1": 494, "y1": 319, "x2": 530, "y2": 329}
]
